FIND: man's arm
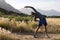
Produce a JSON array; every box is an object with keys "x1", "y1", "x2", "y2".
[{"x1": 24, "y1": 6, "x2": 37, "y2": 13}]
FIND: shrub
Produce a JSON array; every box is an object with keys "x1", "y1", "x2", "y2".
[
  {"x1": 15, "y1": 16, "x2": 23, "y2": 21},
  {"x1": 17, "y1": 21, "x2": 33, "y2": 33},
  {"x1": 0, "y1": 18, "x2": 10, "y2": 30},
  {"x1": 28, "y1": 21, "x2": 38, "y2": 29}
]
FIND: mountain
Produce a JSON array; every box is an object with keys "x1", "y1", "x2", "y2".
[
  {"x1": 19, "y1": 8, "x2": 60, "y2": 16},
  {"x1": 37, "y1": 9, "x2": 60, "y2": 16},
  {"x1": 0, "y1": 0, "x2": 20, "y2": 13}
]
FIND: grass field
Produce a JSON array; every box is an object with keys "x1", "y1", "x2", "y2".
[
  {"x1": 47, "y1": 18, "x2": 60, "y2": 25},
  {"x1": 0, "y1": 17, "x2": 60, "y2": 40}
]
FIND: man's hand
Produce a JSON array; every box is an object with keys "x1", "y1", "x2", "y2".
[
  {"x1": 24, "y1": 6, "x2": 33, "y2": 8},
  {"x1": 34, "y1": 18, "x2": 39, "y2": 22},
  {"x1": 34, "y1": 20, "x2": 38, "y2": 22}
]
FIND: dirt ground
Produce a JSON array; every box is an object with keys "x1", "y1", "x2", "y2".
[{"x1": 15, "y1": 33, "x2": 60, "y2": 40}]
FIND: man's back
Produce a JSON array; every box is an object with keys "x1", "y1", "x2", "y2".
[{"x1": 34, "y1": 12, "x2": 45, "y2": 19}]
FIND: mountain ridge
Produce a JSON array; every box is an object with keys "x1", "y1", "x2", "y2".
[{"x1": 19, "y1": 8, "x2": 60, "y2": 16}]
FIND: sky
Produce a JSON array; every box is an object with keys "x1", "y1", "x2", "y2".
[{"x1": 5, "y1": 0, "x2": 60, "y2": 12}]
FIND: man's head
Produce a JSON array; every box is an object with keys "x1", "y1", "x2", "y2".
[
  {"x1": 24, "y1": 6, "x2": 36, "y2": 16},
  {"x1": 31, "y1": 12, "x2": 35, "y2": 16}
]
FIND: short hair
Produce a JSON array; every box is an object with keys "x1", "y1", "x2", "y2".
[{"x1": 31, "y1": 12, "x2": 35, "y2": 15}]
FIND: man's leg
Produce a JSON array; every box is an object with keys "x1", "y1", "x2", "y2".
[
  {"x1": 34, "y1": 20, "x2": 42, "y2": 38},
  {"x1": 34, "y1": 26, "x2": 40, "y2": 38},
  {"x1": 44, "y1": 25, "x2": 50, "y2": 38},
  {"x1": 42, "y1": 18, "x2": 49, "y2": 38}
]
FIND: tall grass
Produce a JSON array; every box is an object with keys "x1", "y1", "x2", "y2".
[
  {"x1": 0, "y1": 17, "x2": 10, "y2": 30},
  {"x1": 0, "y1": 17, "x2": 37, "y2": 33},
  {"x1": 0, "y1": 17, "x2": 60, "y2": 33}
]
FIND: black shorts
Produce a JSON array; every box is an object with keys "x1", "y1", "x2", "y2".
[{"x1": 38, "y1": 18, "x2": 47, "y2": 27}]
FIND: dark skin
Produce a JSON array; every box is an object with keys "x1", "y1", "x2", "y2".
[
  {"x1": 24, "y1": 6, "x2": 50, "y2": 38},
  {"x1": 24, "y1": 6, "x2": 37, "y2": 13}
]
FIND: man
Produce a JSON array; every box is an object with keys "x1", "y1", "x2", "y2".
[{"x1": 24, "y1": 6, "x2": 49, "y2": 38}]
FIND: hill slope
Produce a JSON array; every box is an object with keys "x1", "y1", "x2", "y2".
[{"x1": 0, "y1": 0, "x2": 20, "y2": 13}]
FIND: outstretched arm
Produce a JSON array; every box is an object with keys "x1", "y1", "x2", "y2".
[{"x1": 24, "y1": 6, "x2": 37, "y2": 13}]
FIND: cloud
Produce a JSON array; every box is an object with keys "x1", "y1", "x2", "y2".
[{"x1": 5, "y1": 0, "x2": 60, "y2": 12}]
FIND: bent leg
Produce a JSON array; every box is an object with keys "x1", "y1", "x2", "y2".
[
  {"x1": 34, "y1": 26, "x2": 40, "y2": 38},
  {"x1": 34, "y1": 20, "x2": 42, "y2": 38},
  {"x1": 35, "y1": 27, "x2": 40, "y2": 35}
]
